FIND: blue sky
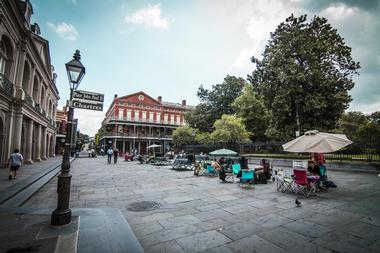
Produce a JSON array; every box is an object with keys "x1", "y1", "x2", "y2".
[{"x1": 31, "y1": 0, "x2": 380, "y2": 135}]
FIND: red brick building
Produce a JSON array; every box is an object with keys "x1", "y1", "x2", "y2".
[{"x1": 99, "y1": 91, "x2": 193, "y2": 155}]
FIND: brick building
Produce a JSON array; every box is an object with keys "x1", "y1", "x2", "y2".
[
  {"x1": 54, "y1": 108, "x2": 67, "y2": 154},
  {"x1": 99, "y1": 91, "x2": 193, "y2": 155}
]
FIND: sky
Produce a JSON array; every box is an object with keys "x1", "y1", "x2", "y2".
[{"x1": 31, "y1": 0, "x2": 380, "y2": 136}]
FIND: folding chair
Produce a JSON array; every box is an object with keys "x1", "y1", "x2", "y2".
[
  {"x1": 232, "y1": 164, "x2": 241, "y2": 176},
  {"x1": 206, "y1": 164, "x2": 217, "y2": 176},
  {"x1": 293, "y1": 169, "x2": 317, "y2": 197},
  {"x1": 276, "y1": 173, "x2": 294, "y2": 193},
  {"x1": 239, "y1": 170, "x2": 254, "y2": 188}
]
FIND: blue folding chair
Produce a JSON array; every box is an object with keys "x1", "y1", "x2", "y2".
[
  {"x1": 206, "y1": 164, "x2": 217, "y2": 176},
  {"x1": 240, "y1": 170, "x2": 254, "y2": 188},
  {"x1": 232, "y1": 164, "x2": 241, "y2": 175}
]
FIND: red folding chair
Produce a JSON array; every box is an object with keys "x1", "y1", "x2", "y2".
[{"x1": 293, "y1": 169, "x2": 317, "y2": 198}]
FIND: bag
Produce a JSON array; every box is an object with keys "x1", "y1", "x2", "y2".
[{"x1": 323, "y1": 180, "x2": 337, "y2": 188}]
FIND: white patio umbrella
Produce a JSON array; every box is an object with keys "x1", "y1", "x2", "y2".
[
  {"x1": 282, "y1": 130, "x2": 352, "y2": 153},
  {"x1": 147, "y1": 144, "x2": 161, "y2": 156},
  {"x1": 147, "y1": 144, "x2": 161, "y2": 149}
]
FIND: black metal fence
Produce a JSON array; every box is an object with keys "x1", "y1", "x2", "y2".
[
  {"x1": 183, "y1": 142, "x2": 380, "y2": 162},
  {"x1": 241, "y1": 142, "x2": 380, "y2": 162}
]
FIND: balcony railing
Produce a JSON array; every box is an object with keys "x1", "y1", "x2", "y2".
[
  {"x1": 101, "y1": 132, "x2": 172, "y2": 139},
  {"x1": 106, "y1": 116, "x2": 185, "y2": 126},
  {"x1": 0, "y1": 73, "x2": 14, "y2": 96}
]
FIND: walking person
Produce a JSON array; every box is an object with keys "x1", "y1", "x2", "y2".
[
  {"x1": 107, "y1": 147, "x2": 113, "y2": 164},
  {"x1": 8, "y1": 149, "x2": 23, "y2": 180},
  {"x1": 113, "y1": 148, "x2": 119, "y2": 164}
]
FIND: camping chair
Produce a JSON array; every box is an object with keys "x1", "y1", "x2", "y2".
[
  {"x1": 232, "y1": 164, "x2": 241, "y2": 176},
  {"x1": 276, "y1": 171, "x2": 294, "y2": 193},
  {"x1": 239, "y1": 170, "x2": 254, "y2": 188},
  {"x1": 206, "y1": 164, "x2": 217, "y2": 176},
  {"x1": 293, "y1": 169, "x2": 317, "y2": 198}
]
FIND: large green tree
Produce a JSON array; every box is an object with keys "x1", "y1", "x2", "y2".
[
  {"x1": 186, "y1": 75, "x2": 246, "y2": 132},
  {"x1": 336, "y1": 111, "x2": 368, "y2": 140},
  {"x1": 249, "y1": 14, "x2": 360, "y2": 139},
  {"x1": 210, "y1": 115, "x2": 250, "y2": 144},
  {"x1": 233, "y1": 85, "x2": 270, "y2": 141},
  {"x1": 172, "y1": 125, "x2": 195, "y2": 146}
]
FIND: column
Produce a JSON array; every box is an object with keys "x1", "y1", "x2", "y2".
[
  {"x1": 122, "y1": 141, "x2": 125, "y2": 154},
  {"x1": 34, "y1": 124, "x2": 41, "y2": 162},
  {"x1": 12, "y1": 111, "x2": 23, "y2": 151},
  {"x1": 13, "y1": 42, "x2": 26, "y2": 87},
  {"x1": 46, "y1": 135, "x2": 50, "y2": 159},
  {"x1": 41, "y1": 127, "x2": 47, "y2": 160},
  {"x1": 51, "y1": 133, "x2": 56, "y2": 157},
  {"x1": 138, "y1": 141, "x2": 141, "y2": 154},
  {"x1": 24, "y1": 119, "x2": 34, "y2": 164}
]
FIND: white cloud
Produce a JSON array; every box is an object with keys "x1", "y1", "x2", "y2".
[
  {"x1": 47, "y1": 22, "x2": 79, "y2": 41},
  {"x1": 320, "y1": 3, "x2": 358, "y2": 20},
  {"x1": 74, "y1": 107, "x2": 108, "y2": 136},
  {"x1": 124, "y1": 4, "x2": 169, "y2": 29},
  {"x1": 232, "y1": 0, "x2": 304, "y2": 73}
]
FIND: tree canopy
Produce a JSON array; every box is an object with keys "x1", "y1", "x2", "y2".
[
  {"x1": 233, "y1": 85, "x2": 270, "y2": 141},
  {"x1": 172, "y1": 125, "x2": 195, "y2": 146},
  {"x1": 185, "y1": 75, "x2": 246, "y2": 132},
  {"x1": 210, "y1": 115, "x2": 251, "y2": 144},
  {"x1": 249, "y1": 14, "x2": 360, "y2": 139}
]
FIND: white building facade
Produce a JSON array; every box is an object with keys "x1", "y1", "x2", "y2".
[{"x1": 0, "y1": 0, "x2": 59, "y2": 166}]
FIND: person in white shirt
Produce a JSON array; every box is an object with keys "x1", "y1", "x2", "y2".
[{"x1": 8, "y1": 149, "x2": 23, "y2": 180}]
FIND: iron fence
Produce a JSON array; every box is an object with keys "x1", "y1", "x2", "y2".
[{"x1": 241, "y1": 141, "x2": 380, "y2": 162}]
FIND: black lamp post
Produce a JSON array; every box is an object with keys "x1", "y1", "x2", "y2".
[{"x1": 51, "y1": 50, "x2": 85, "y2": 226}]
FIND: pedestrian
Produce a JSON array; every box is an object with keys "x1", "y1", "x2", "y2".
[
  {"x1": 107, "y1": 147, "x2": 113, "y2": 164},
  {"x1": 113, "y1": 148, "x2": 119, "y2": 164},
  {"x1": 100, "y1": 148, "x2": 104, "y2": 156},
  {"x1": 8, "y1": 149, "x2": 23, "y2": 180}
]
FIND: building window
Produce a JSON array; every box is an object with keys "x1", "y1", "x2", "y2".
[
  {"x1": 142, "y1": 111, "x2": 147, "y2": 122},
  {"x1": 164, "y1": 113, "x2": 168, "y2": 124},
  {"x1": 134, "y1": 110, "x2": 140, "y2": 121},
  {"x1": 127, "y1": 109, "x2": 132, "y2": 120},
  {"x1": 118, "y1": 109, "x2": 124, "y2": 120},
  {"x1": 0, "y1": 40, "x2": 7, "y2": 74}
]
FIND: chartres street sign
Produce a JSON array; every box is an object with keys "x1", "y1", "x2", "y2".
[
  {"x1": 71, "y1": 89, "x2": 104, "y2": 111},
  {"x1": 72, "y1": 100, "x2": 103, "y2": 111},
  {"x1": 73, "y1": 90, "x2": 104, "y2": 102}
]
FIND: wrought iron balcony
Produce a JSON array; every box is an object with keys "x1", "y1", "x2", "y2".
[
  {"x1": 106, "y1": 115, "x2": 185, "y2": 126},
  {"x1": 0, "y1": 73, "x2": 14, "y2": 96}
]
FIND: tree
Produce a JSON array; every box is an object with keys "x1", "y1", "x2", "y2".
[
  {"x1": 336, "y1": 111, "x2": 368, "y2": 140},
  {"x1": 186, "y1": 75, "x2": 246, "y2": 132},
  {"x1": 195, "y1": 132, "x2": 212, "y2": 145},
  {"x1": 233, "y1": 85, "x2": 270, "y2": 141},
  {"x1": 249, "y1": 14, "x2": 360, "y2": 139},
  {"x1": 172, "y1": 125, "x2": 195, "y2": 146},
  {"x1": 210, "y1": 115, "x2": 251, "y2": 144}
]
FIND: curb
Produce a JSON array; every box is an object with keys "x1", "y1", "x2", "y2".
[{"x1": 0, "y1": 158, "x2": 75, "y2": 207}]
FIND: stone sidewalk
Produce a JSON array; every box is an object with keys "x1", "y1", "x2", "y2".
[
  {"x1": 0, "y1": 156, "x2": 62, "y2": 192},
  {"x1": 25, "y1": 157, "x2": 380, "y2": 253}
]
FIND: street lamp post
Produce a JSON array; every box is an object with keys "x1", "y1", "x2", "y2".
[{"x1": 51, "y1": 50, "x2": 85, "y2": 226}]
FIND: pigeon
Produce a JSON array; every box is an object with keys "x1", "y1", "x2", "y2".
[{"x1": 295, "y1": 198, "x2": 301, "y2": 207}]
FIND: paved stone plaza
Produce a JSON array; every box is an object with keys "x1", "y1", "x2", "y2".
[{"x1": 24, "y1": 157, "x2": 380, "y2": 253}]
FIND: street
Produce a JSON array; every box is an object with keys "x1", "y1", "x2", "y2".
[{"x1": 23, "y1": 157, "x2": 380, "y2": 253}]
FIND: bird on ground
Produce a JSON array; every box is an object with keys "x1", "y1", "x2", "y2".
[{"x1": 295, "y1": 198, "x2": 301, "y2": 207}]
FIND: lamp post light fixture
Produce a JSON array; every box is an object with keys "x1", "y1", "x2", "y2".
[{"x1": 51, "y1": 50, "x2": 85, "y2": 226}]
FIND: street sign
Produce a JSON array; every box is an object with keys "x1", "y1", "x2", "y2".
[
  {"x1": 72, "y1": 100, "x2": 103, "y2": 111},
  {"x1": 73, "y1": 90, "x2": 104, "y2": 102}
]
